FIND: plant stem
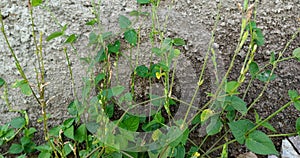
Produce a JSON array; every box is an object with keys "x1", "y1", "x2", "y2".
[
  {"x1": 247, "y1": 101, "x2": 293, "y2": 134},
  {"x1": 184, "y1": 1, "x2": 222, "y2": 124},
  {"x1": 64, "y1": 48, "x2": 77, "y2": 98},
  {"x1": 269, "y1": 133, "x2": 298, "y2": 138},
  {"x1": 0, "y1": 9, "x2": 41, "y2": 105}
]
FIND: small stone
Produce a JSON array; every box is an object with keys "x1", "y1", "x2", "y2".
[
  {"x1": 281, "y1": 136, "x2": 300, "y2": 158},
  {"x1": 213, "y1": 43, "x2": 219, "y2": 49}
]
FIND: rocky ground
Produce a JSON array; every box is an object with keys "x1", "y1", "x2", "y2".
[{"x1": 0, "y1": 0, "x2": 299, "y2": 157}]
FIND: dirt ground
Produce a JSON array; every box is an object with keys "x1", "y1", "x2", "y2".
[{"x1": 0, "y1": 0, "x2": 299, "y2": 157}]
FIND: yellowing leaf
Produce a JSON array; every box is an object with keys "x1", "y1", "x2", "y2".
[
  {"x1": 155, "y1": 72, "x2": 165, "y2": 79},
  {"x1": 201, "y1": 109, "x2": 214, "y2": 123},
  {"x1": 152, "y1": 129, "x2": 162, "y2": 141}
]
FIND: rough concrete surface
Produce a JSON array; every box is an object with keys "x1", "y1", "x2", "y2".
[{"x1": 0, "y1": 0, "x2": 299, "y2": 157}]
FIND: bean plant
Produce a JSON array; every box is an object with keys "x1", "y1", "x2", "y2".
[{"x1": 1, "y1": 0, "x2": 300, "y2": 157}]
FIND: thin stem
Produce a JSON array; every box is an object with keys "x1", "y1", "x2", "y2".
[
  {"x1": 64, "y1": 48, "x2": 77, "y2": 98},
  {"x1": 0, "y1": 9, "x2": 41, "y2": 105},
  {"x1": 202, "y1": 139, "x2": 236, "y2": 157},
  {"x1": 184, "y1": 1, "x2": 222, "y2": 123},
  {"x1": 247, "y1": 101, "x2": 293, "y2": 134}
]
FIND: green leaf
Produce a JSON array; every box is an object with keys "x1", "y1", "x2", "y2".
[
  {"x1": 225, "y1": 81, "x2": 239, "y2": 94},
  {"x1": 226, "y1": 110, "x2": 235, "y2": 122},
  {"x1": 253, "y1": 28, "x2": 265, "y2": 46},
  {"x1": 0, "y1": 78, "x2": 5, "y2": 88},
  {"x1": 85, "y1": 19, "x2": 98, "y2": 25},
  {"x1": 176, "y1": 144, "x2": 185, "y2": 158},
  {"x1": 173, "y1": 49, "x2": 181, "y2": 57},
  {"x1": 188, "y1": 146, "x2": 198, "y2": 157},
  {"x1": 137, "y1": 0, "x2": 150, "y2": 4},
  {"x1": 23, "y1": 141, "x2": 36, "y2": 153},
  {"x1": 245, "y1": 130, "x2": 278, "y2": 155},
  {"x1": 17, "y1": 154, "x2": 26, "y2": 158},
  {"x1": 191, "y1": 113, "x2": 201, "y2": 125},
  {"x1": 86, "y1": 122, "x2": 99, "y2": 134},
  {"x1": 129, "y1": 10, "x2": 139, "y2": 16},
  {"x1": 225, "y1": 96, "x2": 247, "y2": 115},
  {"x1": 206, "y1": 115, "x2": 223, "y2": 136},
  {"x1": 89, "y1": 32, "x2": 98, "y2": 44},
  {"x1": 35, "y1": 144, "x2": 52, "y2": 152},
  {"x1": 293, "y1": 47, "x2": 300, "y2": 61},
  {"x1": 49, "y1": 126, "x2": 61, "y2": 137},
  {"x1": 296, "y1": 117, "x2": 300, "y2": 135},
  {"x1": 8, "y1": 143, "x2": 23, "y2": 154},
  {"x1": 119, "y1": 116, "x2": 139, "y2": 132},
  {"x1": 64, "y1": 34, "x2": 77, "y2": 43},
  {"x1": 38, "y1": 152, "x2": 51, "y2": 158},
  {"x1": 67, "y1": 101, "x2": 78, "y2": 116},
  {"x1": 105, "y1": 103, "x2": 114, "y2": 118},
  {"x1": 289, "y1": 90, "x2": 300, "y2": 110},
  {"x1": 102, "y1": 32, "x2": 113, "y2": 40},
  {"x1": 249, "y1": 62, "x2": 259, "y2": 78},
  {"x1": 172, "y1": 38, "x2": 185, "y2": 46},
  {"x1": 63, "y1": 118, "x2": 74, "y2": 128},
  {"x1": 154, "y1": 112, "x2": 165, "y2": 123},
  {"x1": 12, "y1": 80, "x2": 32, "y2": 96},
  {"x1": 10, "y1": 117, "x2": 26, "y2": 128},
  {"x1": 63, "y1": 143, "x2": 72, "y2": 156},
  {"x1": 64, "y1": 125, "x2": 74, "y2": 140},
  {"x1": 1, "y1": 123, "x2": 10, "y2": 133},
  {"x1": 152, "y1": 47, "x2": 162, "y2": 56},
  {"x1": 261, "y1": 122, "x2": 277, "y2": 132},
  {"x1": 246, "y1": 21, "x2": 256, "y2": 31},
  {"x1": 46, "y1": 31, "x2": 63, "y2": 41},
  {"x1": 21, "y1": 137, "x2": 31, "y2": 146},
  {"x1": 228, "y1": 119, "x2": 255, "y2": 144},
  {"x1": 3, "y1": 128, "x2": 14, "y2": 139},
  {"x1": 124, "y1": 29, "x2": 137, "y2": 46},
  {"x1": 112, "y1": 86, "x2": 125, "y2": 96},
  {"x1": 135, "y1": 65, "x2": 149, "y2": 78},
  {"x1": 74, "y1": 124, "x2": 87, "y2": 143},
  {"x1": 173, "y1": 129, "x2": 190, "y2": 146},
  {"x1": 149, "y1": 94, "x2": 164, "y2": 107},
  {"x1": 95, "y1": 49, "x2": 107, "y2": 62},
  {"x1": 31, "y1": 0, "x2": 43, "y2": 7},
  {"x1": 256, "y1": 70, "x2": 276, "y2": 82},
  {"x1": 149, "y1": 63, "x2": 161, "y2": 78},
  {"x1": 108, "y1": 40, "x2": 121, "y2": 53},
  {"x1": 119, "y1": 15, "x2": 131, "y2": 29},
  {"x1": 288, "y1": 90, "x2": 299, "y2": 101},
  {"x1": 24, "y1": 128, "x2": 37, "y2": 137},
  {"x1": 270, "y1": 52, "x2": 276, "y2": 64},
  {"x1": 294, "y1": 101, "x2": 300, "y2": 111},
  {"x1": 129, "y1": 10, "x2": 149, "y2": 16},
  {"x1": 142, "y1": 115, "x2": 163, "y2": 132},
  {"x1": 95, "y1": 73, "x2": 105, "y2": 85},
  {"x1": 162, "y1": 38, "x2": 173, "y2": 49},
  {"x1": 119, "y1": 93, "x2": 133, "y2": 104}
]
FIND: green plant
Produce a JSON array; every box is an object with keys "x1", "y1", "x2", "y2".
[{"x1": 1, "y1": 0, "x2": 300, "y2": 157}]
